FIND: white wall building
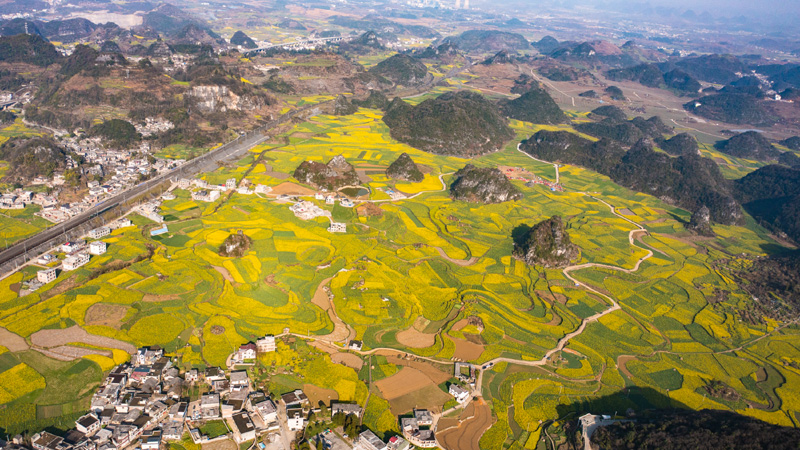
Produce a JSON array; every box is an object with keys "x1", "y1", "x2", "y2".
[
  {"x1": 63, "y1": 253, "x2": 90, "y2": 271},
  {"x1": 89, "y1": 241, "x2": 107, "y2": 255},
  {"x1": 37, "y1": 268, "x2": 57, "y2": 283}
]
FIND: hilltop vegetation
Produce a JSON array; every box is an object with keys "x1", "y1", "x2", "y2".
[
  {"x1": 449, "y1": 164, "x2": 521, "y2": 204},
  {"x1": 592, "y1": 409, "x2": 800, "y2": 450},
  {"x1": 0, "y1": 33, "x2": 59, "y2": 66},
  {"x1": 513, "y1": 216, "x2": 579, "y2": 268},
  {"x1": 385, "y1": 153, "x2": 423, "y2": 182},
  {"x1": 293, "y1": 155, "x2": 360, "y2": 191},
  {"x1": 658, "y1": 133, "x2": 699, "y2": 156},
  {"x1": 521, "y1": 132, "x2": 742, "y2": 224},
  {"x1": 575, "y1": 115, "x2": 671, "y2": 145},
  {"x1": 684, "y1": 93, "x2": 778, "y2": 126},
  {"x1": 368, "y1": 53, "x2": 430, "y2": 87},
  {"x1": 440, "y1": 29, "x2": 529, "y2": 53},
  {"x1": 607, "y1": 63, "x2": 701, "y2": 95},
  {"x1": 230, "y1": 30, "x2": 257, "y2": 49},
  {"x1": 734, "y1": 164, "x2": 800, "y2": 242},
  {"x1": 89, "y1": 119, "x2": 141, "y2": 149},
  {"x1": 500, "y1": 85, "x2": 566, "y2": 125},
  {"x1": 382, "y1": 91, "x2": 514, "y2": 157},
  {"x1": 715, "y1": 131, "x2": 781, "y2": 161},
  {"x1": 0, "y1": 137, "x2": 68, "y2": 181}
]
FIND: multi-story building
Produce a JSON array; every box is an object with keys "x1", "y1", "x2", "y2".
[
  {"x1": 89, "y1": 241, "x2": 107, "y2": 255},
  {"x1": 88, "y1": 227, "x2": 111, "y2": 239},
  {"x1": 63, "y1": 253, "x2": 90, "y2": 271},
  {"x1": 37, "y1": 268, "x2": 57, "y2": 283}
]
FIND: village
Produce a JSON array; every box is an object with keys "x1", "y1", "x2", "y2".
[
  {"x1": 0, "y1": 129, "x2": 181, "y2": 223},
  {"x1": 4, "y1": 337, "x2": 478, "y2": 450}
]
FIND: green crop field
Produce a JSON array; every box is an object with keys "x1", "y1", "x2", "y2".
[{"x1": 1, "y1": 105, "x2": 799, "y2": 442}]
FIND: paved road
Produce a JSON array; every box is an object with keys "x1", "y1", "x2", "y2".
[{"x1": 0, "y1": 104, "x2": 325, "y2": 273}]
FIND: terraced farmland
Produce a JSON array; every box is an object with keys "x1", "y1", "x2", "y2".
[{"x1": 0, "y1": 108, "x2": 798, "y2": 444}]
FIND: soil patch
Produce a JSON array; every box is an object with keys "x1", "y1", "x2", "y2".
[
  {"x1": 210, "y1": 326, "x2": 225, "y2": 335},
  {"x1": 233, "y1": 206, "x2": 251, "y2": 215},
  {"x1": 303, "y1": 383, "x2": 338, "y2": 406},
  {"x1": 451, "y1": 319, "x2": 469, "y2": 332},
  {"x1": 396, "y1": 327, "x2": 436, "y2": 348},
  {"x1": 30, "y1": 325, "x2": 136, "y2": 354},
  {"x1": 264, "y1": 171, "x2": 291, "y2": 180},
  {"x1": 270, "y1": 181, "x2": 316, "y2": 196},
  {"x1": 387, "y1": 384, "x2": 452, "y2": 415},
  {"x1": 0, "y1": 326, "x2": 29, "y2": 352},
  {"x1": 449, "y1": 336, "x2": 484, "y2": 361},
  {"x1": 331, "y1": 352, "x2": 364, "y2": 370},
  {"x1": 436, "y1": 399, "x2": 494, "y2": 450},
  {"x1": 141, "y1": 293, "x2": 182, "y2": 302},
  {"x1": 375, "y1": 367, "x2": 433, "y2": 399},
  {"x1": 201, "y1": 438, "x2": 237, "y2": 450},
  {"x1": 617, "y1": 208, "x2": 634, "y2": 215},
  {"x1": 85, "y1": 303, "x2": 128, "y2": 328},
  {"x1": 378, "y1": 352, "x2": 451, "y2": 384}
]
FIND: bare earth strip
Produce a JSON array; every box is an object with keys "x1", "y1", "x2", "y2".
[
  {"x1": 311, "y1": 277, "x2": 353, "y2": 343},
  {"x1": 212, "y1": 266, "x2": 234, "y2": 282},
  {"x1": 30, "y1": 325, "x2": 136, "y2": 354},
  {"x1": 36, "y1": 345, "x2": 112, "y2": 361},
  {"x1": 0, "y1": 326, "x2": 29, "y2": 352}
]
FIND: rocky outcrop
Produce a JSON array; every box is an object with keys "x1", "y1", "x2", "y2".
[
  {"x1": 352, "y1": 90, "x2": 389, "y2": 110},
  {"x1": 513, "y1": 216, "x2": 579, "y2": 268},
  {"x1": 450, "y1": 164, "x2": 522, "y2": 204},
  {"x1": 686, "y1": 205, "x2": 715, "y2": 236},
  {"x1": 218, "y1": 232, "x2": 252, "y2": 258},
  {"x1": 386, "y1": 153, "x2": 423, "y2": 182},
  {"x1": 189, "y1": 85, "x2": 267, "y2": 113},
  {"x1": 333, "y1": 94, "x2": 358, "y2": 116},
  {"x1": 293, "y1": 155, "x2": 360, "y2": 191}
]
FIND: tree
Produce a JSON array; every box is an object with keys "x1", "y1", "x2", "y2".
[
  {"x1": 344, "y1": 413, "x2": 359, "y2": 438},
  {"x1": 332, "y1": 412, "x2": 346, "y2": 427},
  {"x1": 319, "y1": 402, "x2": 329, "y2": 419}
]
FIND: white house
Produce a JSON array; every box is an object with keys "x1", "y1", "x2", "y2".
[
  {"x1": 140, "y1": 429, "x2": 161, "y2": 450},
  {"x1": 89, "y1": 241, "x2": 107, "y2": 255},
  {"x1": 63, "y1": 253, "x2": 90, "y2": 271},
  {"x1": 254, "y1": 399, "x2": 277, "y2": 423},
  {"x1": 37, "y1": 268, "x2": 57, "y2": 283},
  {"x1": 256, "y1": 335, "x2": 276, "y2": 353},
  {"x1": 286, "y1": 408, "x2": 305, "y2": 431},
  {"x1": 225, "y1": 178, "x2": 237, "y2": 190},
  {"x1": 328, "y1": 222, "x2": 346, "y2": 233},
  {"x1": 231, "y1": 412, "x2": 256, "y2": 444},
  {"x1": 449, "y1": 384, "x2": 470, "y2": 403},
  {"x1": 75, "y1": 413, "x2": 100, "y2": 436},
  {"x1": 89, "y1": 227, "x2": 111, "y2": 239},
  {"x1": 234, "y1": 343, "x2": 257, "y2": 362}
]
